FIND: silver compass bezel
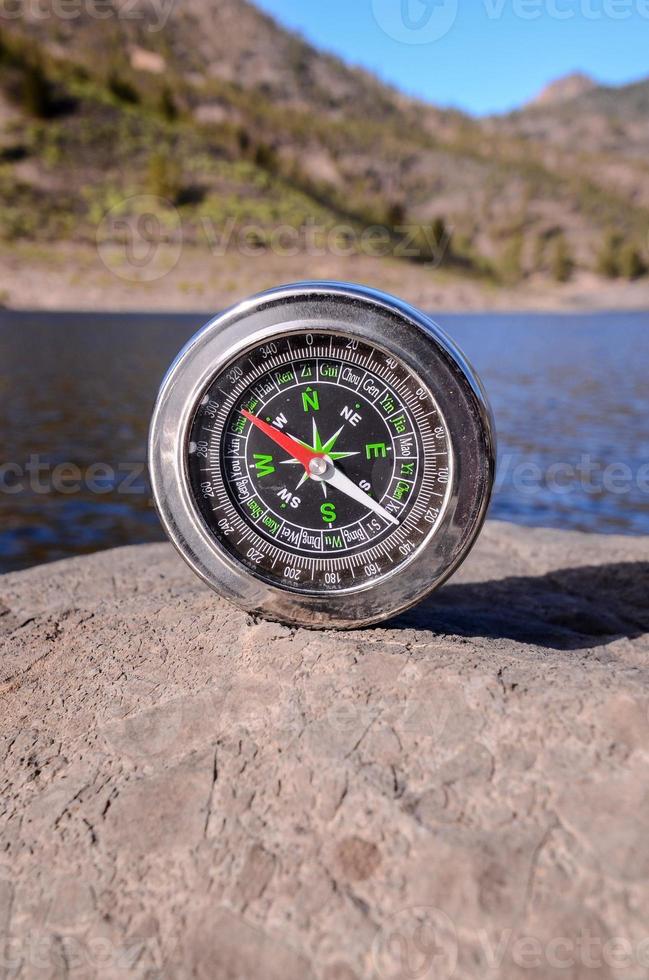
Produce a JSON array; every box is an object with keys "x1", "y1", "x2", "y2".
[{"x1": 149, "y1": 281, "x2": 496, "y2": 629}]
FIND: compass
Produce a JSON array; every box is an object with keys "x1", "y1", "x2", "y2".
[{"x1": 149, "y1": 282, "x2": 495, "y2": 628}]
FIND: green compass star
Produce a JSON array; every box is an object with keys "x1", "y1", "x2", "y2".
[{"x1": 280, "y1": 418, "x2": 359, "y2": 495}]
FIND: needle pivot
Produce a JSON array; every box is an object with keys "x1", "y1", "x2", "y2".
[{"x1": 308, "y1": 457, "x2": 332, "y2": 479}]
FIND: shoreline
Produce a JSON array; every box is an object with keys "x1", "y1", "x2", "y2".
[
  {"x1": 2, "y1": 242, "x2": 649, "y2": 314},
  {"x1": 3, "y1": 306, "x2": 649, "y2": 319}
]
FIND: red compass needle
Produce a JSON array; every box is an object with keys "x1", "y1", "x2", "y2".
[{"x1": 241, "y1": 410, "x2": 320, "y2": 472}]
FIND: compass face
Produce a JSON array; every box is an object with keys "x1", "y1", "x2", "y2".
[
  {"x1": 150, "y1": 282, "x2": 495, "y2": 628},
  {"x1": 187, "y1": 333, "x2": 452, "y2": 594}
]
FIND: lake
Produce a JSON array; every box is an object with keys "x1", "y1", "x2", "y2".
[{"x1": 1, "y1": 310, "x2": 648, "y2": 574}]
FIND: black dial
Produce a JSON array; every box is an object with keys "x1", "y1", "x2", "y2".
[{"x1": 187, "y1": 332, "x2": 452, "y2": 593}]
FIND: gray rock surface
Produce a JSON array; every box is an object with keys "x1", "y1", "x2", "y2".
[{"x1": 1, "y1": 520, "x2": 649, "y2": 980}]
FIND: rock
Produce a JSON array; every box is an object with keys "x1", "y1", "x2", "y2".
[
  {"x1": 129, "y1": 46, "x2": 166, "y2": 76},
  {"x1": 1, "y1": 521, "x2": 649, "y2": 979}
]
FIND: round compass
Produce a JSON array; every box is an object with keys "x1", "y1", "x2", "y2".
[{"x1": 149, "y1": 282, "x2": 495, "y2": 628}]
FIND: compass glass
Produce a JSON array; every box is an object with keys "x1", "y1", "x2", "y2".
[{"x1": 187, "y1": 332, "x2": 452, "y2": 594}]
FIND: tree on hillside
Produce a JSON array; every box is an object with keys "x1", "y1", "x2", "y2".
[
  {"x1": 596, "y1": 231, "x2": 623, "y2": 278},
  {"x1": 500, "y1": 233, "x2": 524, "y2": 286},
  {"x1": 22, "y1": 63, "x2": 55, "y2": 118},
  {"x1": 385, "y1": 201, "x2": 406, "y2": 228},
  {"x1": 431, "y1": 217, "x2": 448, "y2": 252},
  {"x1": 420, "y1": 216, "x2": 452, "y2": 267},
  {"x1": 147, "y1": 151, "x2": 183, "y2": 204},
  {"x1": 107, "y1": 71, "x2": 139, "y2": 105},
  {"x1": 619, "y1": 244, "x2": 647, "y2": 280},
  {"x1": 159, "y1": 86, "x2": 178, "y2": 122},
  {"x1": 551, "y1": 234, "x2": 574, "y2": 283},
  {"x1": 532, "y1": 234, "x2": 546, "y2": 274},
  {"x1": 596, "y1": 232, "x2": 647, "y2": 279}
]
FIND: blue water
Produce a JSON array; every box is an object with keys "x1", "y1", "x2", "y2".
[
  {"x1": 442, "y1": 312, "x2": 649, "y2": 536},
  {"x1": 1, "y1": 310, "x2": 647, "y2": 573}
]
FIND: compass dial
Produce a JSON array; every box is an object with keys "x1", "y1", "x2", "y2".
[
  {"x1": 150, "y1": 282, "x2": 495, "y2": 628},
  {"x1": 187, "y1": 333, "x2": 451, "y2": 593}
]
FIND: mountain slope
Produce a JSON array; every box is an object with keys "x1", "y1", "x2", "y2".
[
  {"x1": 530, "y1": 72, "x2": 597, "y2": 107},
  {"x1": 1, "y1": 1, "x2": 648, "y2": 286},
  {"x1": 10, "y1": 0, "x2": 416, "y2": 122},
  {"x1": 506, "y1": 74, "x2": 649, "y2": 157}
]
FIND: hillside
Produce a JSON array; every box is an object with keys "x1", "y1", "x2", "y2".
[
  {"x1": 0, "y1": 0, "x2": 647, "y2": 305},
  {"x1": 529, "y1": 71, "x2": 597, "y2": 107},
  {"x1": 518, "y1": 73, "x2": 649, "y2": 149}
]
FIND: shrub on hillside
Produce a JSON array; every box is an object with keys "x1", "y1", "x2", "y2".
[
  {"x1": 551, "y1": 234, "x2": 574, "y2": 283},
  {"x1": 21, "y1": 63, "x2": 56, "y2": 118},
  {"x1": 147, "y1": 151, "x2": 183, "y2": 204},
  {"x1": 596, "y1": 230, "x2": 624, "y2": 278},
  {"x1": 107, "y1": 72, "x2": 140, "y2": 105},
  {"x1": 499, "y1": 234, "x2": 524, "y2": 286},
  {"x1": 158, "y1": 86, "x2": 178, "y2": 122},
  {"x1": 254, "y1": 142, "x2": 278, "y2": 172},
  {"x1": 596, "y1": 232, "x2": 647, "y2": 279},
  {"x1": 385, "y1": 201, "x2": 406, "y2": 228},
  {"x1": 619, "y1": 245, "x2": 647, "y2": 280}
]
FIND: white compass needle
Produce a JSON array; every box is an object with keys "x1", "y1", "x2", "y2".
[{"x1": 318, "y1": 458, "x2": 400, "y2": 527}]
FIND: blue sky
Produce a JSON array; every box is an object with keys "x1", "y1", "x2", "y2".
[{"x1": 254, "y1": 0, "x2": 649, "y2": 116}]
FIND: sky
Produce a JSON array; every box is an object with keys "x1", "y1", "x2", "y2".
[{"x1": 253, "y1": 0, "x2": 649, "y2": 116}]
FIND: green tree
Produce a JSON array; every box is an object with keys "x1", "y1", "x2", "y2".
[
  {"x1": 427, "y1": 216, "x2": 452, "y2": 266},
  {"x1": 147, "y1": 151, "x2": 182, "y2": 203},
  {"x1": 237, "y1": 127, "x2": 251, "y2": 155},
  {"x1": 385, "y1": 201, "x2": 406, "y2": 228},
  {"x1": 596, "y1": 231, "x2": 623, "y2": 278},
  {"x1": 532, "y1": 234, "x2": 546, "y2": 273},
  {"x1": 551, "y1": 234, "x2": 574, "y2": 283},
  {"x1": 158, "y1": 86, "x2": 177, "y2": 122},
  {"x1": 500, "y1": 233, "x2": 524, "y2": 286},
  {"x1": 431, "y1": 216, "x2": 449, "y2": 250},
  {"x1": 22, "y1": 63, "x2": 55, "y2": 118},
  {"x1": 619, "y1": 244, "x2": 647, "y2": 281},
  {"x1": 254, "y1": 142, "x2": 278, "y2": 172},
  {"x1": 107, "y1": 72, "x2": 139, "y2": 105}
]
